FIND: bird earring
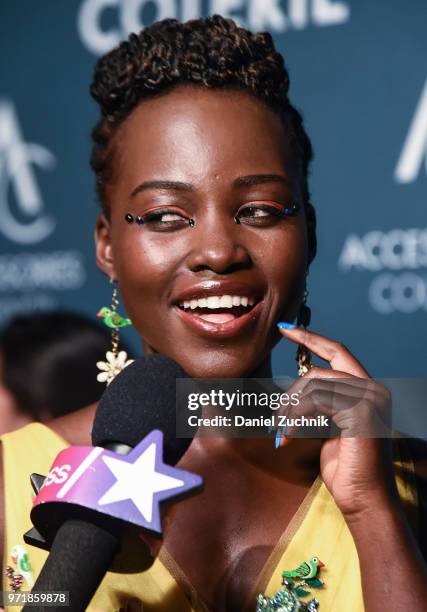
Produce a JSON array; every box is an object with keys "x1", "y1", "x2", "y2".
[
  {"x1": 296, "y1": 286, "x2": 312, "y2": 377},
  {"x1": 96, "y1": 279, "x2": 134, "y2": 385}
]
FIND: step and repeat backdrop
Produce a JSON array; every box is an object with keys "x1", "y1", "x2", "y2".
[{"x1": 0, "y1": 0, "x2": 426, "y2": 377}]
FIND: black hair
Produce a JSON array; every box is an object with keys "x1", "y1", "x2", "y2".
[
  {"x1": 90, "y1": 14, "x2": 316, "y2": 263},
  {"x1": 0, "y1": 311, "x2": 128, "y2": 420}
]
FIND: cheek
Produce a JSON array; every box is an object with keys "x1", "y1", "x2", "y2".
[
  {"x1": 112, "y1": 233, "x2": 181, "y2": 321},
  {"x1": 258, "y1": 224, "x2": 308, "y2": 297}
]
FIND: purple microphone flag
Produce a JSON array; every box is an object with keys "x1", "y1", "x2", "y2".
[{"x1": 32, "y1": 430, "x2": 202, "y2": 534}]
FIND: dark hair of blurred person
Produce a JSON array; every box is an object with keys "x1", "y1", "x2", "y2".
[{"x1": 0, "y1": 311, "x2": 127, "y2": 435}]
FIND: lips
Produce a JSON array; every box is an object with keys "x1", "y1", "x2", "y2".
[
  {"x1": 178, "y1": 294, "x2": 257, "y2": 324},
  {"x1": 171, "y1": 281, "x2": 264, "y2": 339},
  {"x1": 173, "y1": 300, "x2": 263, "y2": 338}
]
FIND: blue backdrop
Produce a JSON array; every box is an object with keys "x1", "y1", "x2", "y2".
[{"x1": 0, "y1": 0, "x2": 426, "y2": 377}]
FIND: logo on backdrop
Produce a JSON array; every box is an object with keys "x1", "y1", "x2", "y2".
[
  {"x1": 339, "y1": 228, "x2": 427, "y2": 314},
  {"x1": 394, "y1": 78, "x2": 427, "y2": 184},
  {"x1": 78, "y1": 0, "x2": 350, "y2": 55},
  {"x1": 0, "y1": 100, "x2": 56, "y2": 245}
]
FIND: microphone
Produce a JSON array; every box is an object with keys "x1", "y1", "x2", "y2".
[{"x1": 25, "y1": 355, "x2": 202, "y2": 611}]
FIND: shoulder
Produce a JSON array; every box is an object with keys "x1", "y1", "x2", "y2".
[
  {"x1": 402, "y1": 436, "x2": 427, "y2": 508},
  {"x1": 47, "y1": 403, "x2": 97, "y2": 446},
  {"x1": 394, "y1": 434, "x2": 427, "y2": 481},
  {"x1": 394, "y1": 435, "x2": 427, "y2": 561}
]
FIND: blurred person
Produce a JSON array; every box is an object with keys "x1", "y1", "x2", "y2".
[{"x1": 0, "y1": 311, "x2": 129, "y2": 435}]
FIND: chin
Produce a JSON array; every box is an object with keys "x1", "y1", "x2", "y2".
[{"x1": 174, "y1": 349, "x2": 266, "y2": 380}]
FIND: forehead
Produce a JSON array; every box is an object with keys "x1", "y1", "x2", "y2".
[{"x1": 112, "y1": 86, "x2": 295, "y2": 191}]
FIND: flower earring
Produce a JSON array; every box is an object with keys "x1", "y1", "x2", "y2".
[
  {"x1": 96, "y1": 279, "x2": 134, "y2": 385},
  {"x1": 296, "y1": 286, "x2": 312, "y2": 377}
]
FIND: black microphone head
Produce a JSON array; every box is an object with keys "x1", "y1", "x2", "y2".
[{"x1": 92, "y1": 355, "x2": 191, "y2": 465}]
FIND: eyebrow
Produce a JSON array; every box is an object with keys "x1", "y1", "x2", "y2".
[
  {"x1": 233, "y1": 174, "x2": 291, "y2": 188},
  {"x1": 130, "y1": 174, "x2": 290, "y2": 198},
  {"x1": 130, "y1": 180, "x2": 194, "y2": 198}
]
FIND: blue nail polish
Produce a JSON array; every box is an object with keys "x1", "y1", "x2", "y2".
[
  {"x1": 277, "y1": 322, "x2": 297, "y2": 329},
  {"x1": 275, "y1": 425, "x2": 288, "y2": 448}
]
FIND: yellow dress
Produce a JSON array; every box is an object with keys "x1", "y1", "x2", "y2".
[{"x1": 1, "y1": 423, "x2": 419, "y2": 611}]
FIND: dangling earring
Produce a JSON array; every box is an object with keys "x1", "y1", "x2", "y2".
[
  {"x1": 296, "y1": 285, "x2": 312, "y2": 377},
  {"x1": 96, "y1": 279, "x2": 134, "y2": 385}
]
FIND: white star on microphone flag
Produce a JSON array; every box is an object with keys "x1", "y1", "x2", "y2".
[{"x1": 98, "y1": 442, "x2": 184, "y2": 522}]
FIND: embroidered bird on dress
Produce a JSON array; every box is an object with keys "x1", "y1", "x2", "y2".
[
  {"x1": 97, "y1": 307, "x2": 132, "y2": 329},
  {"x1": 282, "y1": 556, "x2": 324, "y2": 581}
]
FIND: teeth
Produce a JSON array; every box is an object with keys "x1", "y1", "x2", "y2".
[
  {"x1": 207, "y1": 296, "x2": 220, "y2": 308},
  {"x1": 220, "y1": 295, "x2": 233, "y2": 308},
  {"x1": 179, "y1": 295, "x2": 256, "y2": 310}
]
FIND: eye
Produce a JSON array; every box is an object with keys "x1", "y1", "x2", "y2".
[
  {"x1": 126, "y1": 207, "x2": 192, "y2": 231},
  {"x1": 235, "y1": 202, "x2": 298, "y2": 226}
]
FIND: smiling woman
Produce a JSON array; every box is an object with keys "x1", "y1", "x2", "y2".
[{"x1": 1, "y1": 14, "x2": 427, "y2": 612}]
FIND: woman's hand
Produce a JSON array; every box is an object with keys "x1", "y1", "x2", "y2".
[
  {"x1": 277, "y1": 327, "x2": 427, "y2": 611},
  {"x1": 278, "y1": 326, "x2": 399, "y2": 520}
]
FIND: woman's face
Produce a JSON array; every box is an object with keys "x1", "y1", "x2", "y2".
[{"x1": 96, "y1": 86, "x2": 309, "y2": 378}]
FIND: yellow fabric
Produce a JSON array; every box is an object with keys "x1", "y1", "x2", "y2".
[{"x1": 1, "y1": 424, "x2": 419, "y2": 611}]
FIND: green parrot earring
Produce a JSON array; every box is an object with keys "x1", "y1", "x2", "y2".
[{"x1": 96, "y1": 279, "x2": 134, "y2": 385}]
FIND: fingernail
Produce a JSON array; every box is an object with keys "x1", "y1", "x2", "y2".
[{"x1": 277, "y1": 322, "x2": 297, "y2": 329}]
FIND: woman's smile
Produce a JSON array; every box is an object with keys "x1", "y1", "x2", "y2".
[{"x1": 172, "y1": 279, "x2": 265, "y2": 338}]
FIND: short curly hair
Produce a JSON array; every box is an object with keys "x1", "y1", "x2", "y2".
[{"x1": 90, "y1": 14, "x2": 316, "y2": 263}]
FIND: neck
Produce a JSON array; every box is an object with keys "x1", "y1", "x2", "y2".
[{"x1": 249, "y1": 356, "x2": 273, "y2": 378}]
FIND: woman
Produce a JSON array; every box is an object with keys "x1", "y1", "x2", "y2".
[{"x1": 1, "y1": 15, "x2": 427, "y2": 611}]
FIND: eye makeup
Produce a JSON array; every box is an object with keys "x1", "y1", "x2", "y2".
[
  {"x1": 234, "y1": 201, "x2": 299, "y2": 224},
  {"x1": 125, "y1": 201, "x2": 299, "y2": 229},
  {"x1": 125, "y1": 206, "x2": 195, "y2": 228}
]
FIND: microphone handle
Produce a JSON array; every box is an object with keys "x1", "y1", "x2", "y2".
[{"x1": 24, "y1": 519, "x2": 119, "y2": 612}]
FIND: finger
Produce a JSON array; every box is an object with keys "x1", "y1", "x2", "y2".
[
  {"x1": 282, "y1": 388, "x2": 336, "y2": 439},
  {"x1": 310, "y1": 389, "x2": 377, "y2": 416},
  {"x1": 304, "y1": 371, "x2": 391, "y2": 420},
  {"x1": 304, "y1": 378, "x2": 391, "y2": 425},
  {"x1": 281, "y1": 381, "x2": 389, "y2": 439},
  {"x1": 297, "y1": 372, "x2": 389, "y2": 404},
  {"x1": 278, "y1": 327, "x2": 370, "y2": 377},
  {"x1": 330, "y1": 403, "x2": 392, "y2": 437},
  {"x1": 283, "y1": 367, "x2": 369, "y2": 402}
]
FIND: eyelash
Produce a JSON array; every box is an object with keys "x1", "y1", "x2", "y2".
[
  {"x1": 125, "y1": 208, "x2": 192, "y2": 230},
  {"x1": 235, "y1": 202, "x2": 299, "y2": 225},
  {"x1": 124, "y1": 202, "x2": 299, "y2": 230}
]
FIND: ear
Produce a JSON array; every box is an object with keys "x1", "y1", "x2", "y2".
[{"x1": 95, "y1": 212, "x2": 116, "y2": 280}]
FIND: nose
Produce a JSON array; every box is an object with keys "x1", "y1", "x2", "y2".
[{"x1": 186, "y1": 219, "x2": 252, "y2": 275}]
